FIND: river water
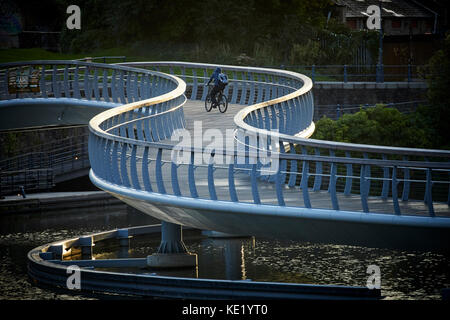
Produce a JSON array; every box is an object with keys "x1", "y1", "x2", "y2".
[{"x1": 1, "y1": 202, "x2": 449, "y2": 300}]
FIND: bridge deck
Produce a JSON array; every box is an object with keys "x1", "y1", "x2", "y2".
[{"x1": 137, "y1": 100, "x2": 449, "y2": 218}]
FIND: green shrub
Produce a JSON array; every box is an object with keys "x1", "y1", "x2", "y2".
[
  {"x1": 312, "y1": 105, "x2": 433, "y2": 149},
  {"x1": 289, "y1": 41, "x2": 324, "y2": 66}
]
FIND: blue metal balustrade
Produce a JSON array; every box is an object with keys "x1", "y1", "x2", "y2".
[{"x1": 1, "y1": 60, "x2": 450, "y2": 249}]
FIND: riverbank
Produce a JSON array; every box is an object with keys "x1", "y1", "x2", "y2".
[{"x1": 0, "y1": 191, "x2": 124, "y2": 215}]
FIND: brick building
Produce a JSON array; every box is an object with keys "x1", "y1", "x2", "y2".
[{"x1": 331, "y1": 0, "x2": 449, "y2": 65}]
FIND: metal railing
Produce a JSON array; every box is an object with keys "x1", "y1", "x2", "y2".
[
  {"x1": 0, "y1": 60, "x2": 174, "y2": 104},
  {"x1": 74, "y1": 56, "x2": 127, "y2": 64},
  {"x1": 88, "y1": 62, "x2": 449, "y2": 219},
  {"x1": 277, "y1": 64, "x2": 426, "y2": 83},
  {"x1": 0, "y1": 134, "x2": 89, "y2": 170},
  {"x1": 0, "y1": 168, "x2": 54, "y2": 196},
  {"x1": 0, "y1": 134, "x2": 91, "y2": 196},
  {"x1": 1, "y1": 60, "x2": 449, "y2": 224},
  {"x1": 0, "y1": 60, "x2": 188, "y2": 195}
]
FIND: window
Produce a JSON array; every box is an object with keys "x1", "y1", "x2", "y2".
[
  {"x1": 391, "y1": 20, "x2": 401, "y2": 28},
  {"x1": 410, "y1": 20, "x2": 418, "y2": 28}
]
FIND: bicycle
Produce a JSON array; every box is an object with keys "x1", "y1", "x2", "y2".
[{"x1": 205, "y1": 84, "x2": 228, "y2": 113}]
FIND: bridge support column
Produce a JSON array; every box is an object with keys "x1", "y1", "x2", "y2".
[{"x1": 146, "y1": 221, "x2": 197, "y2": 268}]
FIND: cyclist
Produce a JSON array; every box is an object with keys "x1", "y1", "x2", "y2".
[{"x1": 207, "y1": 67, "x2": 228, "y2": 108}]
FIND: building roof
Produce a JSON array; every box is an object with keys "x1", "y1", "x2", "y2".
[{"x1": 335, "y1": 0, "x2": 434, "y2": 18}]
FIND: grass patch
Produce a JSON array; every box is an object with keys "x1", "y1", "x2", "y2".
[
  {"x1": 0, "y1": 46, "x2": 334, "y2": 82},
  {"x1": 0, "y1": 48, "x2": 81, "y2": 63}
]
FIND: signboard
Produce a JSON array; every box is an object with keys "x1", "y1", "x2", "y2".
[{"x1": 8, "y1": 68, "x2": 40, "y2": 94}]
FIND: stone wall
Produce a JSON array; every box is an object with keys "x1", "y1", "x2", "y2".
[{"x1": 0, "y1": 125, "x2": 88, "y2": 160}]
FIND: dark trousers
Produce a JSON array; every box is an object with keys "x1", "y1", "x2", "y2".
[{"x1": 210, "y1": 85, "x2": 220, "y2": 105}]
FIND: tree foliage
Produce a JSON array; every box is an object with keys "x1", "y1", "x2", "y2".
[
  {"x1": 313, "y1": 33, "x2": 450, "y2": 150},
  {"x1": 11, "y1": 0, "x2": 381, "y2": 66},
  {"x1": 56, "y1": 0, "x2": 331, "y2": 49},
  {"x1": 312, "y1": 105, "x2": 432, "y2": 149},
  {"x1": 53, "y1": 0, "x2": 375, "y2": 65},
  {"x1": 421, "y1": 33, "x2": 450, "y2": 149}
]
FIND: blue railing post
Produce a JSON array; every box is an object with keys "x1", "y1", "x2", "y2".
[
  {"x1": 344, "y1": 152, "x2": 353, "y2": 196},
  {"x1": 301, "y1": 160, "x2": 311, "y2": 208},
  {"x1": 155, "y1": 148, "x2": 166, "y2": 194},
  {"x1": 312, "y1": 148, "x2": 322, "y2": 192},
  {"x1": 330, "y1": 162, "x2": 339, "y2": 210},
  {"x1": 207, "y1": 153, "x2": 217, "y2": 201},
  {"x1": 311, "y1": 65, "x2": 315, "y2": 82},
  {"x1": 275, "y1": 163, "x2": 285, "y2": 206},
  {"x1": 360, "y1": 164, "x2": 369, "y2": 213},
  {"x1": 228, "y1": 162, "x2": 238, "y2": 202},
  {"x1": 425, "y1": 168, "x2": 435, "y2": 217},
  {"x1": 142, "y1": 147, "x2": 153, "y2": 192},
  {"x1": 287, "y1": 143, "x2": 297, "y2": 188},
  {"x1": 337, "y1": 104, "x2": 341, "y2": 120},
  {"x1": 171, "y1": 162, "x2": 181, "y2": 196},
  {"x1": 381, "y1": 154, "x2": 390, "y2": 200},
  {"x1": 392, "y1": 166, "x2": 401, "y2": 215},
  {"x1": 188, "y1": 151, "x2": 198, "y2": 198}
]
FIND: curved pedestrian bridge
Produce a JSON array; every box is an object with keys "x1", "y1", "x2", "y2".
[{"x1": 1, "y1": 60, "x2": 449, "y2": 250}]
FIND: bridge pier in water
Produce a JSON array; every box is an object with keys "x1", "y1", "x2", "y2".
[{"x1": 147, "y1": 221, "x2": 198, "y2": 268}]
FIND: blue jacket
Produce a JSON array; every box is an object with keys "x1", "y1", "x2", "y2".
[{"x1": 208, "y1": 67, "x2": 222, "y2": 86}]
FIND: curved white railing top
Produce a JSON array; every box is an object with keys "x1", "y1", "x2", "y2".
[{"x1": 88, "y1": 70, "x2": 186, "y2": 141}]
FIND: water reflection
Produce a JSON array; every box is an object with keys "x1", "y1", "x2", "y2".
[
  {"x1": 203, "y1": 237, "x2": 253, "y2": 280},
  {"x1": 78, "y1": 228, "x2": 450, "y2": 300},
  {"x1": 0, "y1": 204, "x2": 159, "y2": 300},
  {"x1": 0, "y1": 204, "x2": 159, "y2": 235}
]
